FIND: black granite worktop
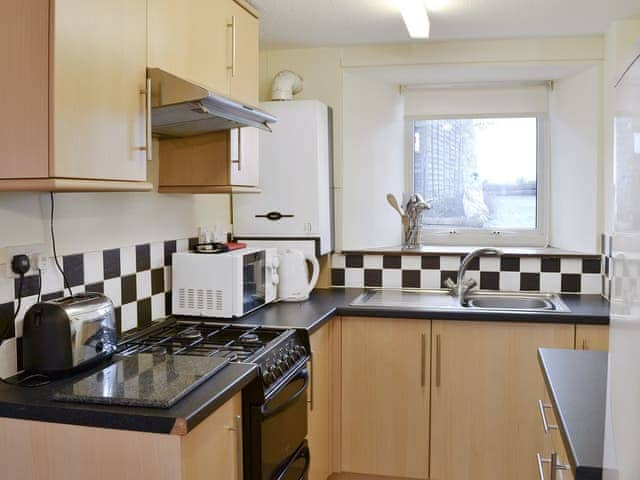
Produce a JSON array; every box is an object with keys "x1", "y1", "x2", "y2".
[
  {"x1": 0, "y1": 288, "x2": 608, "y2": 435},
  {"x1": 0, "y1": 360, "x2": 257, "y2": 435},
  {"x1": 538, "y1": 348, "x2": 608, "y2": 480}
]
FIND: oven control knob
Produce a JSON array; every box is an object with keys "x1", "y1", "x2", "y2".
[
  {"x1": 296, "y1": 345, "x2": 307, "y2": 357},
  {"x1": 283, "y1": 355, "x2": 295, "y2": 368},
  {"x1": 275, "y1": 360, "x2": 286, "y2": 375},
  {"x1": 262, "y1": 371, "x2": 274, "y2": 386}
]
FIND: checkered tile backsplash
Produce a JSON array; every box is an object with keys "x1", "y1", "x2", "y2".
[
  {"x1": 0, "y1": 237, "x2": 196, "y2": 376},
  {"x1": 331, "y1": 251, "x2": 604, "y2": 294}
]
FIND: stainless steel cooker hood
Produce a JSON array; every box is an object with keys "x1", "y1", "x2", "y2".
[{"x1": 148, "y1": 68, "x2": 276, "y2": 137}]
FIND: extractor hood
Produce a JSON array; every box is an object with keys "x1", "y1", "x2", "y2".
[{"x1": 148, "y1": 68, "x2": 277, "y2": 137}]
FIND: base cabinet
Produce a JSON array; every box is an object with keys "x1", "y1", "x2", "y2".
[
  {"x1": 340, "y1": 317, "x2": 430, "y2": 479},
  {"x1": 575, "y1": 324, "x2": 609, "y2": 351},
  {"x1": 430, "y1": 320, "x2": 575, "y2": 480},
  {"x1": 0, "y1": 393, "x2": 242, "y2": 480},
  {"x1": 308, "y1": 321, "x2": 335, "y2": 480}
]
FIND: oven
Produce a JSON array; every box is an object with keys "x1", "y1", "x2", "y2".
[{"x1": 243, "y1": 361, "x2": 311, "y2": 480}]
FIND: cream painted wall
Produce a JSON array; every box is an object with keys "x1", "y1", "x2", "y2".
[
  {"x1": 341, "y1": 71, "x2": 405, "y2": 249},
  {"x1": 548, "y1": 66, "x2": 603, "y2": 253},
  {"x1": 260, "y1": 36, "x2": 607, "y2": 251},
  {"x1": 603, "y1": 19, "x2": 640, "y2": 234},
  {"x1": 0, "y1": 140, "x2": 230, "y2": 260}
]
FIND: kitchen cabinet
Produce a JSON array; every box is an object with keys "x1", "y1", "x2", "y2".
[
  {"x1": 0, "y1": 392, "x2": 242, "y2": 480},
  {"x1": 149, "y1": 0, "x2": 259, "y2": 105},
  {"x1": 157, "y1": 128, "x2": 259, "y2": 193},
  {"x1": 430, "y1": 320, "x2": 575, "y2": 480},
  {"x1": 148, "y1": 0, "x2": 232, "y2": 98},
  {"x1": 341, "y1": 317, "x2": 430, "y2": 479},
  {"x1": 182, "y1": 392, "x2": 243, "y2": 480},
  {"x1": 0, "y1": 0, "x2": 152, "y2": 192},
  {"x1": 575, "y1": 324, "x2": 609, "y2": 351},
  {"x1": 228, "y1": 0, "x2": 260, "y2": 105},
  {"x1": 539, "y1": 396, "x2": 575, "y2": 480},
  {"x1": 150, "y1": 0, "x2": 261, "y2": 193},
  {"x1": 307, "y1": 320, "x2": 335, "y2": 480}
]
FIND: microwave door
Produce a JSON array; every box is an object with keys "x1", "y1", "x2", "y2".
[{"x1": 243, "y1": 251, "x2": 267, "y2": 314}]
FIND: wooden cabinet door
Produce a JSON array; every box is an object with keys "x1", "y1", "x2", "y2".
[
  {"x1": 0, "y1": 0, "x2": 49, "y2": 179},
  {"x1": 228, "y1": 1, "x2": 259, "y2": 105},
  {"x1": 575, "y1": 325, "x2": 609, "y2": 351},
  {"x1": 230, "y1": 128, "x2": 259, "y2": 186},
  {"x1": 341, "y1": 317, "x2": 430, "y2": 479},
  {"x1": 148, "y1": 0, "x2": 231, "y2": 95},
  {"x1": 182, "y1": 392, "x2": 242, "y2": 480},
  {"x1": 52, "y1": 0, "x2": 147, "y2": 181},
  {"x1": 430, "y1": 321, "x2": 574, "y2": 480},
  {"x1": 308, "y1": 321, "x2": 333, "y2": 480}
]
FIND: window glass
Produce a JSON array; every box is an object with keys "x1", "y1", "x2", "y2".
[{"x1": 413, "y1": 117, "x2": 538, "y2": 231}]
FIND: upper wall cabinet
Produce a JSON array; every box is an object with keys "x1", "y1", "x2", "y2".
[
  {"x1": 149, "y1": 0, "x2": 259, "y2": 106},
  {"x1": 149, "y1": 0, "x2": 261, "y2": 193},
  {"x1": 0, "y1": 0, "x2": 152, "y2": 192},
  {"x1": 228, "y1": 1, "x2": 259, "y2": 105}
]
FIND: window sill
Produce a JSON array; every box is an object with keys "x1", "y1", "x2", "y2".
[{"x1": 339, "y1": 245, "x2": 600, "y2": 257}]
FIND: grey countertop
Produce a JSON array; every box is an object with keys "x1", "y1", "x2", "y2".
[
  {"x1": 222, "y1": 288, "x2": 609, "y2": 332},
  {"x1": 0, "y1": 288, "x2": 609, "y2": 435},
  {"x1": 538, "y1": 348, "x2": 608, "y2": 480}
]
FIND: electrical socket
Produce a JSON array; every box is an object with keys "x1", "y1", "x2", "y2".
[{"x1": 0, "y1": 244, "x2": 47, "y2": 278}]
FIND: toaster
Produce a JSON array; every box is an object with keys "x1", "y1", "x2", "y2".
[{"x1": 22, "y1": 293, "x2": 118, "y2": 375}]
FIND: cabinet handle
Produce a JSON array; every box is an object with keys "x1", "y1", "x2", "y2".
[
  {"x1": 435, "y1": 334, "x2": 441, "y2": 387},
  {"x1": 227, "y1": 15, "x2": 237, "y2": 77},
  {"x1": 550, "y1": 452, "x2": 570, "y2": 480},
  {"x1": 227, "y1": 414, "x2": 243, "y2": 480},
  {"x1": 537, "y1": 451, "x2": 570, "y2": 480},
  {"x1": 139, "y1": 78, "x2": 152, "y2": 162},
  {"x1": 536, "y1": 453, "x2": 549, "y2": 480},
  {"x1": 420, "y1": 333, "x2": 426, "y2": 387},
  {"x1": 538, "y1": 399, "x2": 559, "y2": 433},
  {"x1": 307, "y1": 353, "x2": 314, "y2": 411}
]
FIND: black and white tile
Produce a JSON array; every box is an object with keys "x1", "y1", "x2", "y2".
[
  {"x1": 331, "y1": 252, "x2": 603, "y2": 294},
  {"x1": 0, "y1": 237, "x2": 198, "y2": 375}
]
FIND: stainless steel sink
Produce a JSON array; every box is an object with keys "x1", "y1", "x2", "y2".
[
  {"x1": 463, "y1": 292, "x2": 569, "y2": 312},
  {"x1": 350, "y1": 289, "x2": 570, "y2": 313}
]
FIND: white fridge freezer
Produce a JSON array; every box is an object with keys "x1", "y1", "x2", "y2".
[
  {"x1": 232, "y1": 100, "x2": 334, "y2": 257},
  {"x1": 604, "y1": 51, "x2": 640, "y2": 480}
]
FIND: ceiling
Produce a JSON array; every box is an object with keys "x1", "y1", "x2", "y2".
[{"x1": 252, "y1": 0, "x2": 640, "y2": 49}]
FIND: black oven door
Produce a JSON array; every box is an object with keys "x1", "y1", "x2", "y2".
[
  {"x1": 271, "y1": 441, "x2": 310, "y2": 480},
  {"x1": 251, "y1": 367, "x2": 309, "y2": 480}
]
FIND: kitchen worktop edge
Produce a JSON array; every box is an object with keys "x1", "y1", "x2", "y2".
[{"x1": 538, "y1": 348, "x2": 607, "y2": 480}]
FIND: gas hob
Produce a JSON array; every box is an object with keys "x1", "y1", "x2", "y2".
[{"x1": 118, "y1": 317, "x2": 310, "y2": 395}]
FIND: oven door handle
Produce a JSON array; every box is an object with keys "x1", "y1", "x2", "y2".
[
  {"x1": 272, "y1": 444, "x2": 311, "y2": 480},
  {"x1": 261, "y1": 368, "x2": 309, "y2": 420}
]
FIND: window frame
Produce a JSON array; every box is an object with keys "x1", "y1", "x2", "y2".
[{"x1": 405, "y1": 113, "x2": 549, "y2": 247}]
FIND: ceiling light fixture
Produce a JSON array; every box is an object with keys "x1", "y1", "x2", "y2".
[{"x1": 398, "y1": 0, "x2": 430, "y2": 39}]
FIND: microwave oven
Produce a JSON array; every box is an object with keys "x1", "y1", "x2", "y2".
[{"x1": 172, "y1": 248, "x2": 279, "y2": 318}]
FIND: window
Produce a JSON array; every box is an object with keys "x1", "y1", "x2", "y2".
[{"x1": 411, "y1": 116, "x2": 547, "y2": 246}]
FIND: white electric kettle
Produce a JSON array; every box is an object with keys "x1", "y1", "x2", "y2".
[{"x1": 277, "y1": 249, "x2": 320, "y2": 302}]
